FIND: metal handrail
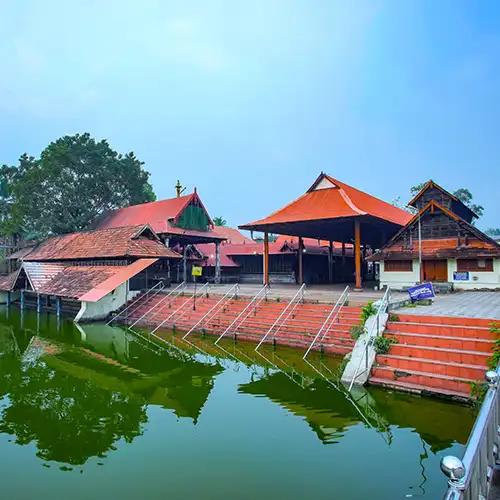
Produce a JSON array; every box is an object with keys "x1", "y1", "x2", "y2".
[
  {"x1": 182, "y1": 283, "x2": 239, "y2": 339},
  {"x1": 255, "y1": 283, "x2": 305, "y2": 351},
  {"x1": 214, "y1": 284, "x2": 269, "y2": 345},
  {"x1": 347, "y1": 286, "x2": 391, "y2": 392},
  {"x1": 106, "y1": 280, "x2": 164, "y2": 325},
  {"x1": 128, "y1": 281, "x2": 186, "y2": 330},
  {"x1": 150, "y1": 282, "x2": 209, "y2": 336},
  {"x1": 303, "y1": 285, "x2": 349, "y2": 360},
  {"x1": 442, "y1": 367, "x2": 500, "y2": 499}
]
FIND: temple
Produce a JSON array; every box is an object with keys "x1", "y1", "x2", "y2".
[
  {"x1": 240, "y1": 172, "x2": 412, "y2": 289},
  {"x1": 369, "y1": 180, "x2": 500, "y2": 289}
]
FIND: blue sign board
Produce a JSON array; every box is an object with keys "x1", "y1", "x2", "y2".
[
  {"x1": 453, "y1": 271, "x2": 469, "y2": 281},
  {"x1": 407, "y1": 282, "x2": 435, "y2": 302}
]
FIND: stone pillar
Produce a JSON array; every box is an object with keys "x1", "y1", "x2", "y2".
[
  {"x1": 214, "y1": 242, "x2": 221, "y2": 284},
  {"x1": 56, "y1": 297, "x2": 62, "y2": 318}
]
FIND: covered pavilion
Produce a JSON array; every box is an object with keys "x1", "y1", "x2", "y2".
[{"x1": 239, "y1": 173, "x2": 412, "y2": 289}]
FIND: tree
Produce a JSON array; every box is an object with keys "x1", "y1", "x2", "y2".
[
  {"x1": 410, "y1": 182, "x2": 484, "y2": 220},
  {"x1": 485, "y1": 228, "x2": 500, "y2": 238},
  {"x1": 213, "y1": 216, "x2": 227, "y2": 227},
  {"x1": 3, "y1": 133, "x2": 156, "y2": 239}
]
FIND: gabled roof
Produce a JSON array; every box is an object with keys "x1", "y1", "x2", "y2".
[
  {"x1": 369, "y1": 200, "x2": 500, "y2": 260},
  {"x1": 22, "y1": 225, "x2": 181, "y2": 261},
  {"x1": 0, "y1": 269, "x2": 22, "y2": 292},
  {"x1": 240, "y1": 173, "x2": 412, "y2": 230},
  {"x1": 408, "y1": 180, "x2": 478, "y2": 219},
  {"x1": 94, "y1": 191, "x2": 217, "y2": 235},
  {"x1": 196, "y1": 244, "x2": 240, "y2": 268},
  {"x1": 212, "y1": 226, "x2": 253, "y2": 244}
]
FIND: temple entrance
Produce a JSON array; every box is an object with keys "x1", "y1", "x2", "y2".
[{"x1": 423, "y1": 259, "x2": 448, "y2": 282}]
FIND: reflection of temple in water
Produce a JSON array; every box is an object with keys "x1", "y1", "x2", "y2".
[{"x1": 0, "y1": 309, "x2": 223, "y2": 465}]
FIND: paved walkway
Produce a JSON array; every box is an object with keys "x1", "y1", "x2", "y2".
[
  {"x1": 396, "y1": 291, "x2": 500, "y2": 320},
  {"x1": 185, "y1": 283, "x2": 407, "y2": 306}
]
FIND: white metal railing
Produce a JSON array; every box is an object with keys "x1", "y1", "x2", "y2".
[
  {"x1": 442, "y1": 367, "x2": 500, "y2": 500},
  {"x1": 303, "y1": 285, "x2": 349, "y2": 360},
  {"x1": 150, "y1": 282, "x2": 209, "y2": 336},
  {"x1": 255, "y1": 283, "x2": 306, "y2": 351},
  {"x1": 182, "y1": 283, "x2": 239, "y2": 339},
  {"x1": 347, "y1": 286, "x2": 391, "y2": 392},
  {"x1": 128, "y1": 281, "x2": 186, "y2": 330},
  {"x1": 106, "y1": 280, "x2": 165, "y2": 325},
  {"x1": 214, "y1": 284, "x2": 269, "y2": 345}
]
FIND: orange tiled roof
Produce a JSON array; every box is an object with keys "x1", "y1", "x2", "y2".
[
  {"x1": 23, "y1": 225, "x2": 181, "y2": 261},
  {"x1": 0, "y1": 270, "x2": 20, "y2": 291},
  {"x1": 212, "y1": 226, "x2": 253, "y2": 244},
  {"x1": 240, "y1": 173, "x2": 412, "y2": 229},
  {"x1": 196, "y1": 244, "x2": 239, "y2": 268}
]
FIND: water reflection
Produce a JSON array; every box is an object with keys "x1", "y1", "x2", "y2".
[{"x1": 0, "y1": 306, "x2": 476, "y2": 488}]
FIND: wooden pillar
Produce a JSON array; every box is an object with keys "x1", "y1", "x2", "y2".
[
  {"x1": 56, "y1": 297, "x2": 62, "y2": 318},
  {"x1": 214, "y1": 242, "x2": 221, "y2": 284},
  {"x1": 36, "y1": 294, "x2": 42, "y2": 314},
  {"x1": 183, "y1": 245, "x2": 188, "y2": 283},
  {"x1": 298, "y1": 237, "x2": 304, "y2": 285},
  {"x1": 328, "y1": 241, "x2": 333, "y2": 283},
  {"x1": 6, "y1": 291, "x2": 11, "y2": 307},
  {"x1": 20, "y1": 290, "x2": 25, "y2": 310},
  {"x1": 354, "y1": 219, "x2": 362, "y2": 290},
  {"x1": 263, "y1": 232, "x2": 269, "y2": 285}
]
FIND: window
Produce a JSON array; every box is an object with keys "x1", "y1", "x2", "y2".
[
  {"x1": 384, "y1": 260, "x2": 413, "y2": 272},
  {"x1": 457, "y1": 258, "x2": 493, "y2": 272}
]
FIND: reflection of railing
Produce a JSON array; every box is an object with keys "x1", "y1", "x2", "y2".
[
  {"x1": 255, "y1": 283, "x2": 305, "y2": 351},
  {"x1": 150, "y1": 282, "x2": 209, "y2": 336},
  {"x1": 128, "y1": 281, "x2": 186, "y2": 330},
  {"x1": 303, "y1": 286, "x2": 349, "y2": 360},
  {"x1": 214, "y1": 284, "x2": 269, "y2": 345},
  {"x1": 441, "y1": 367, "x2": 500, "y2": 500},
  {"x1": 347, "y1": 286, "x2": 391, "y2": 391},
  {"x1": 183, "y1": 283, "x2": 239, "y2": 340},
  {"x1": 106, "y1": 281, "x2": 165, "y2": 325}
]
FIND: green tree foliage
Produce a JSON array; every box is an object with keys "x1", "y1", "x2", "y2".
[
  {"x1": 485, "y1": 228, "x2": 500, "y2": 238},
  {"x1": 213, "y1": 216, "x2": 227, "y2": 226},
  {"x1": 2, "y1": 133, "x2": 155, "y2": 239},
  {"x1": 410, "y1": 182, "x2": 484, "y2": 219}
]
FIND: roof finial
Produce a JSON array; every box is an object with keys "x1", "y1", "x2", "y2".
[
  {"x1": 194, "y1": 186, "x2": 197, "y2": 194},
  {"x1": 175, "y1": 180, "x2": 186, "y2": 198}
]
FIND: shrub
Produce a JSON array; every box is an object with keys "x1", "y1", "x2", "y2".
[
  {"x1": 361, "y1": 301, "x2": 377, "y2": 323},
  {"x1": 389, "y1": 313, "x2": 400, "y2": 322},
  {"x1": 350, "y1": 323, "x2": 365, "y2": 340},
  {"x1": 487, "y1": 322, "x2": 500, "y2": 369},
  {"x1": 373, "y1": 335, "x2": 398, "y2": 354},
  {"x1": 470, "y1": 381, "x2": 488, "y2": 405}
]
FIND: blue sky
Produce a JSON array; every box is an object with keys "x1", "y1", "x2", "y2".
[{"x1": 0, "y1": 0, "x2": 499, "y2": 230}]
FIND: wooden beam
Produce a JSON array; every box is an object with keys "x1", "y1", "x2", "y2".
[
  {"x1": 263, "y1": 232, "x2": 269, "y2": 285},
  {"x1": 298, "y1": 237, "x2": 304, "y2": 284},
  {"x1": 328, "y1": 240, "x2": 333, "y2": 283},
  {"x1": 354, "y1": 219, "x2": 362, "y2": 290}
]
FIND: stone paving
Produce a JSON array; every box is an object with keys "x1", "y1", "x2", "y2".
[
  {"x1": 395, "y1": 291, "x2": 500, "y2": 320},
  {"x1": 184, "y1": 283, "x2": 405, "y2": 306}
]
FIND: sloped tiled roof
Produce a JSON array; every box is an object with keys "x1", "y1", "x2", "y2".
[
  {"x1": 23, "y1": 225, "x2": 181, "y2": 261},
  {"x1": 0, "y1": 270, "x2": 20, "y2": 291},
  {"x1": 240, "y1": 173, "x2": 412, "y2": 230},
  {"x1": 196, "y1": 244, "x2": 239, "y2": 268},
  {"x1": 93, "y1": 192, "x2": 224, "y2": 243},
  {"x1": 23, "y1": 262, "x2": 66, "y2": 290},
  {"x1": 212, "y1": 226, "x2": 253, "y2": 244}
]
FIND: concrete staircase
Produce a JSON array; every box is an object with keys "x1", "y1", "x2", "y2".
[
  {"x1": 369, "y1": 314, "x2": 495, "y2": 399},
  {"x1": 122, "y1": 293, "x2": 363, "y2": 355}
]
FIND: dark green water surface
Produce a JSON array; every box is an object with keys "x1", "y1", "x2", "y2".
[{"x1": 0, "y1": 306, "x2": 476, "y2": 499}]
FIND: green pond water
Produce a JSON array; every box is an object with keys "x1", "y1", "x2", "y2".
[{"x1": 0, "y1": 306, "x2": 476, "y2": 499}]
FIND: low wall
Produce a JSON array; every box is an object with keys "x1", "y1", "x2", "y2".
[{"x1": 75, "y1": 283, "x2": 133, "y2": 322}]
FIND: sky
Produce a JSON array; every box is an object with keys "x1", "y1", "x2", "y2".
[{"x1": 0, "y1": 0, "x2": 499, "y2": 230}]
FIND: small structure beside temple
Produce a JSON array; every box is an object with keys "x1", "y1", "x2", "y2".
[
  {"x1": 369, "y1": 180, "x2": 500, "y2": 290},
  {"x1": 0, "y1": 225, "x2": 181, "y2": 320}
]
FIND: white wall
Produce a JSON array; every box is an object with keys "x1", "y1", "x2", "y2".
[
  {"x1": 448, "y1": 258, "x2": 500, "y2": 290},
  {"x1": 76, "y1": 282, "x2": 132, "y2": 322},
  {"x1": 379, "y1": 259, "x2": 420, "y2": 289}
]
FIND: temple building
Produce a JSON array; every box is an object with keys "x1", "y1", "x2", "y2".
[
  {"x1": 240, "y1": 172, "x2": 411, "y2": 289},
  {"x1": 369, "y1": 181, "x2": 500, "y2": 290},
  {"x1": 93, "y1": 190, "x2": 226, "y2": 283},
  {"x1": 0, "y1": 225, "x2": 181, "y2": 319}
]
